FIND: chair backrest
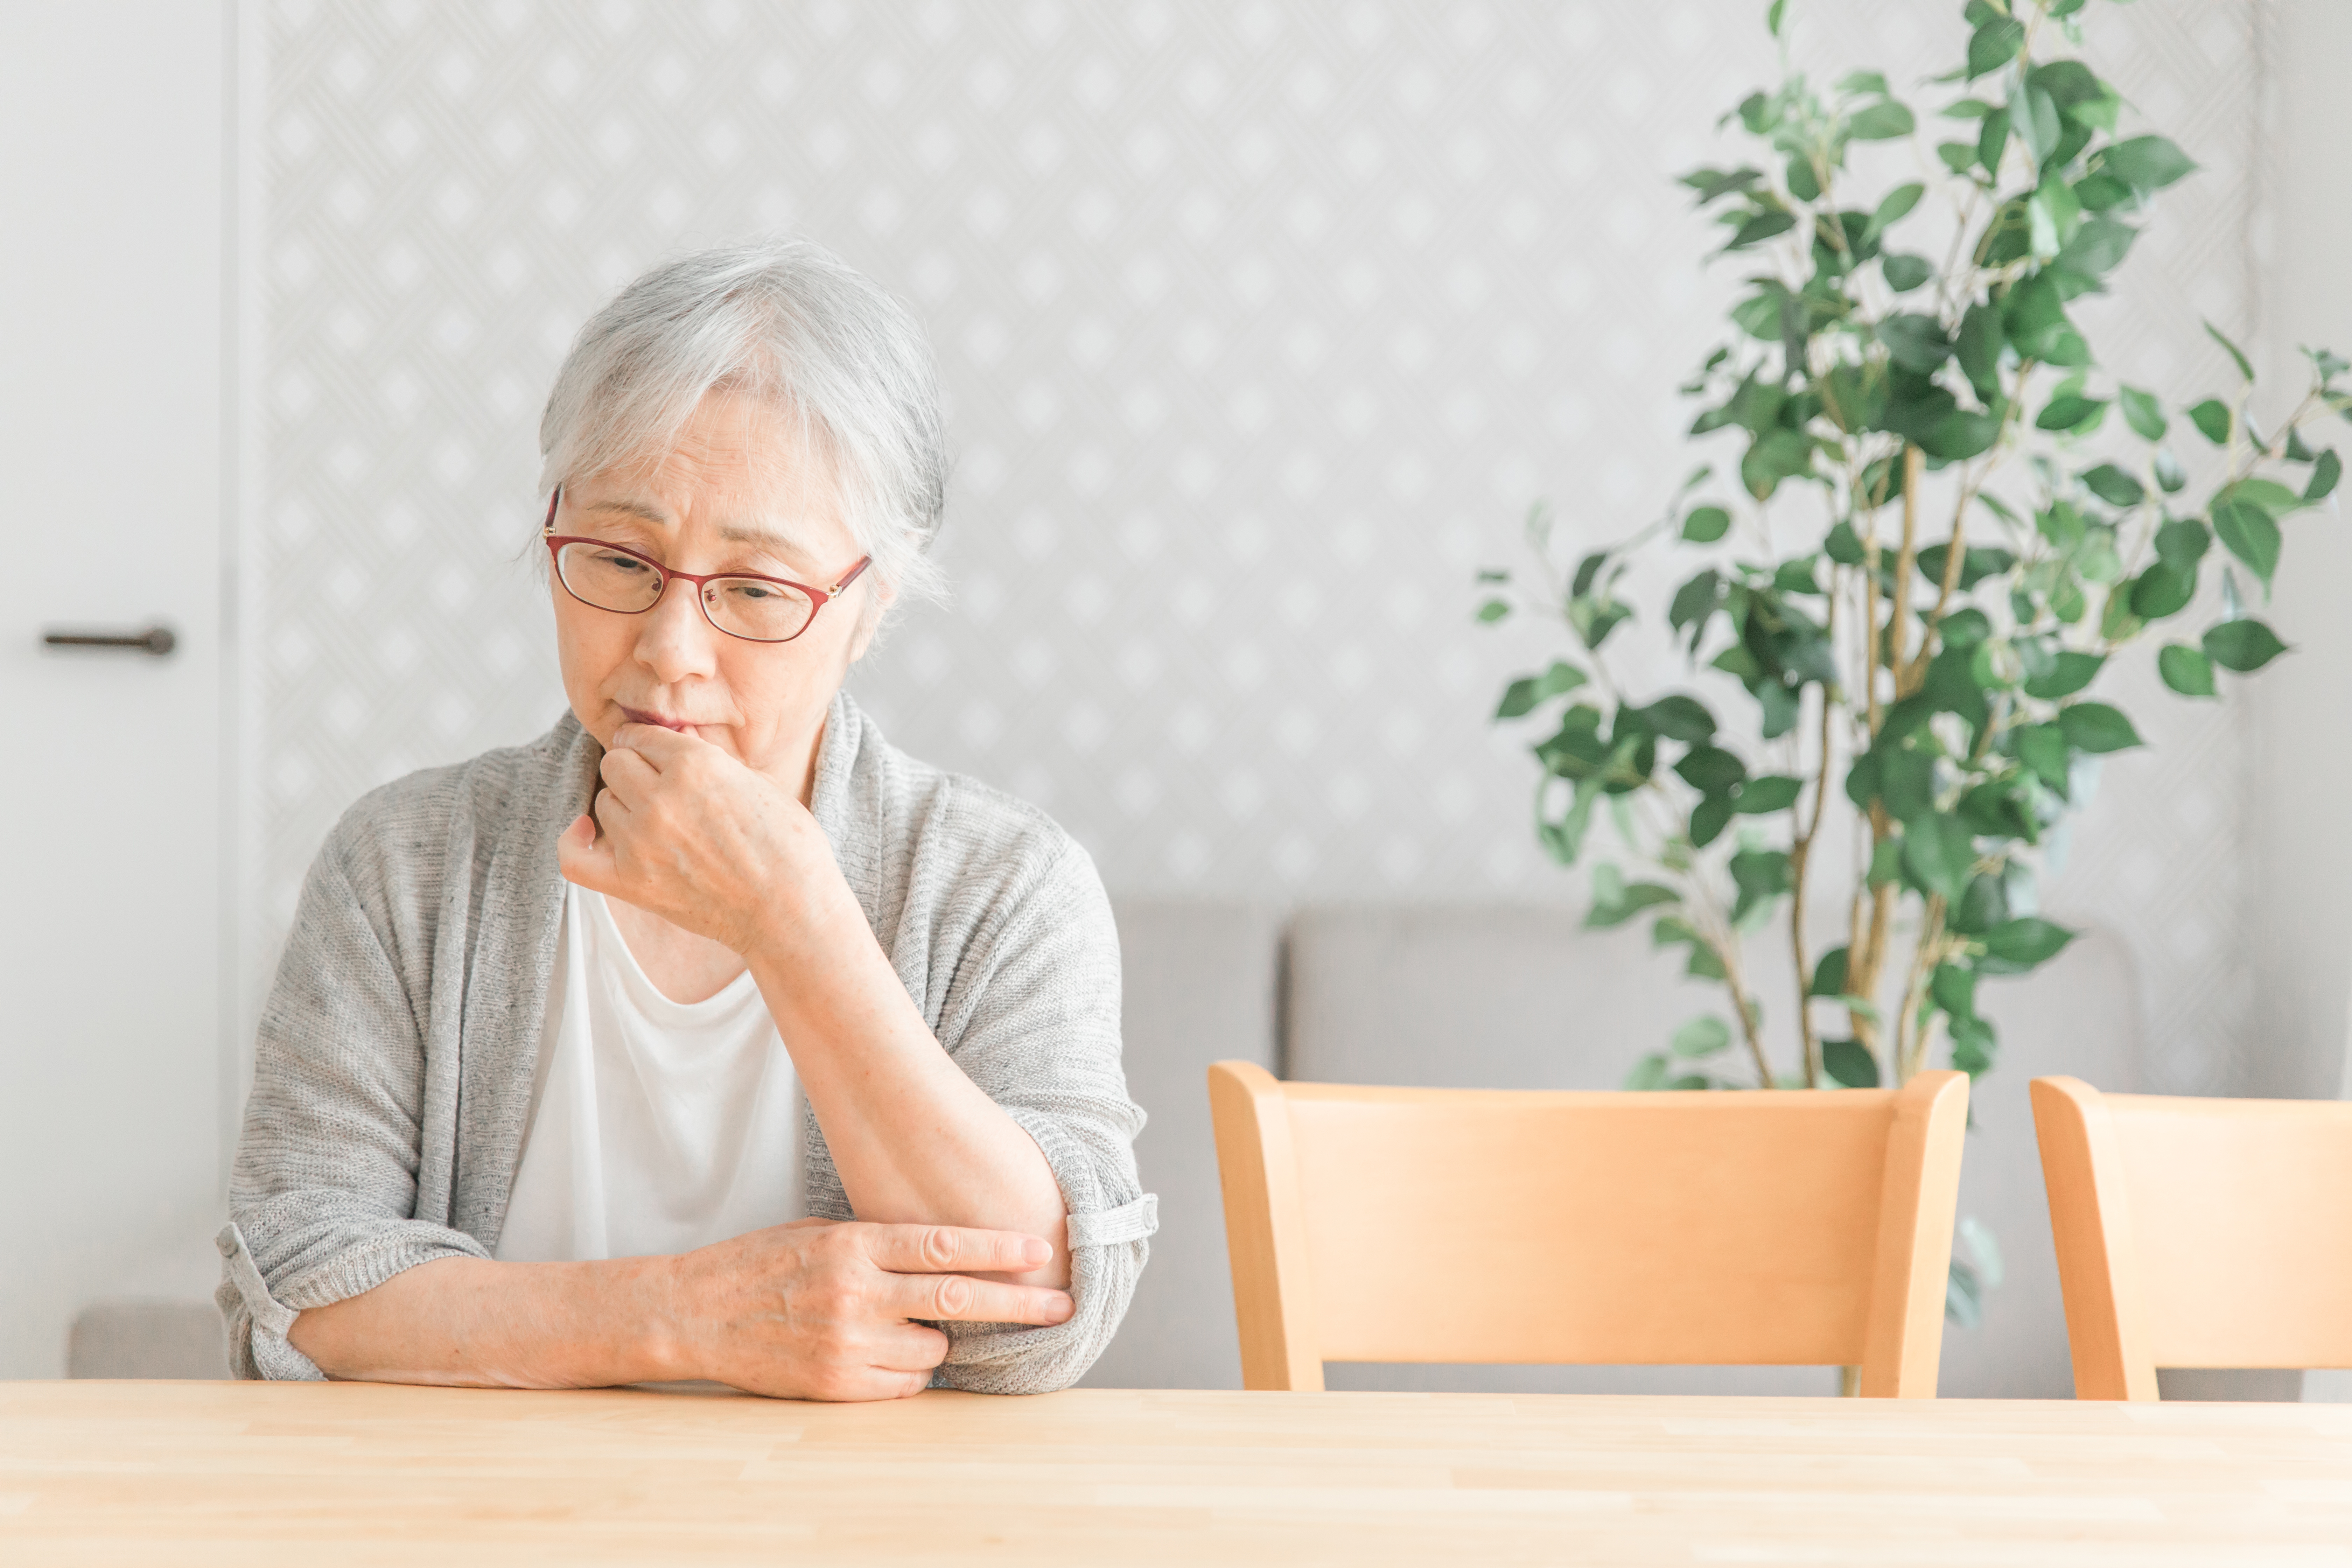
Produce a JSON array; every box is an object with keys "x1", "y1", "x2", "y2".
[
  {"x1": 2030, "y1": 1075, "x2": 2352, "y2": 1400},
  {"x1": 1209, "y1": 1060, "x2": 1968, "y2": 1395}
]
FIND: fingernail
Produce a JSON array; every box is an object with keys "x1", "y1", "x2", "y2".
[
  {"x1": 1050, "y1": 1294, "x2": 1073, "y2": 1322},
  {"x1": 1026, "y1": 1240, "x2": 1052, "y2": 1266}
]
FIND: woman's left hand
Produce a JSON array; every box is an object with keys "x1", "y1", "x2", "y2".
[{"x1": 556, "y1": 722, "x2": 860, "y2": 961}]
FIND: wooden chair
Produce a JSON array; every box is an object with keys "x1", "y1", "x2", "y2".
[
  {"x1": 2029, "y1": 1075, "x2": 2352, "y2": 1401},
  {"x1": 1207, "y1": 1060, "x2": 1969, "y2": 1396}
]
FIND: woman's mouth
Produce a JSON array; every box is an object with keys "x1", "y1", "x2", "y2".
[{"x1": 619, "y1": 705, "x2": 696, "y2": 733}]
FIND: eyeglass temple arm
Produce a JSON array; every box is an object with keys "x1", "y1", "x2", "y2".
[{"x1": 830, "y1": 556, "x2": 874, "y2": 596}]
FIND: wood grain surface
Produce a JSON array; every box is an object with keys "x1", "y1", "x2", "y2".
[{"x1": 4, "y1": 1381, "x2": 2348, "y2": 1565}]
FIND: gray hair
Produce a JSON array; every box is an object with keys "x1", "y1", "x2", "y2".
[{"x1": 538, "y1": 236, "x2": 948, "y2": 623}]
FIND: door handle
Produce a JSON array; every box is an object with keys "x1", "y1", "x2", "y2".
[{"x1": 41, "y1": 625, "x2": 177, "y2": 656}]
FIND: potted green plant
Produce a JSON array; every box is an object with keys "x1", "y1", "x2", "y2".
[{"x1": 1478, "y1": 0, "x2": 2345, "y2": 1313}]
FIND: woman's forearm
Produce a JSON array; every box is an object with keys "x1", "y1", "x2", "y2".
[
  {"x1": 286, "y1": 1254, "x2": 682, "y2": 1387},
  {"x1": 750, "y1": 931, "x2": 1071, "y2": 1287}
]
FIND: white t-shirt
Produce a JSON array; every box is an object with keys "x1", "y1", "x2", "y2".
[{"x1": 495, "y1": 883, "x2": 806, "y2": 1263}]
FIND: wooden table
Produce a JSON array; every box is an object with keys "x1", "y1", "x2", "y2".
[{"x1": 4, "y1": 1382, "x2": 2349, "y2": 1565}]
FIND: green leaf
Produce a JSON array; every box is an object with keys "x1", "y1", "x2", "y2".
[
  {"x1": 2158, "y1": 643, "x2": 2216, "y2": 697},
  {"x1": 1953, "y1": 872, "x2": 2010, "y2": 936},
  {"x1": 2154, "y1": 516, "x2": 2210, "y2": 570},
  {"x1": 1824, "y1": 521, "x2": 1865, "y2": 565},
  {"x1": 1628, "y1": 694, "x2": 1716, "y2": 743},
  {"x1": 2072, "y1": 172, "x2": 2132, "y2": 211},
  {"x1": 1675, "y1": 744, "x2": 1746, "y2": 793},
  {"x1": 1930, "y1": 962, "x2": 1978, "y2": 1020},
  {"x1": 1982, "y1": 916, "x2": 2076, "y2": 966},
  {"x1": 1902, "y1": 813, "x2": 1976, "y2": 903},
  {"x1": 2014, "y1": 722, "x2": 2070, "y2": 794},
  {"x1": 1494, "y1": 660, "x2": 1588, "y2": 719},
  {"x1": 1867, "y1": 838, "x2": 1904, "y2": 887},
  {"x1": 1668, "y1": 569, "x2": 1722, "y2": 634},
  {"x1": 2128, "y1": 564, "x2": 2195, "y2": 621},
  {"x1": 1741, "y1": 428, "x2": 1815, "y2": 498},
  {"x1": 1873, "y1": 182, "x2": 1926, "y2": 232},
  {"x1": 1955, "y1": 302, "x2": 2004, "y2": 401},
  {"x1": 1883, "y1": 254, "x2": 1933, "y2": 292},
  {"x1": 1587, "y1": 881, "x2": 1681, "y2": 929},
  {"x1": 2037, "y1": 394, "x2": 2107, "y2": 432},
  {"x1": 1774, "y1": 558, "x2": 1823, "y2": 596},
  {"x1": 1921, "y1": 410, "x2": 2001, "y2": 462},
  {"x1": 1848, "y1": 100, "x2": 1916, "y2": 141},
  {"x1": 1881, "y1": 313, "x2": 1952, "y2": 374},
  {"x1": 2217, "y1": 477, "x2": 2304, "y2": 518},
  {"x1": 1948, "y1": 1015, "x2": 1997, "y2": 1078},
  {"x1": 1476, "y1": 600, "x2": 1509, "y2": 623},
  {"x1": 1671, "y1": 1015, "x2": 1733, "y2": 1058},
  {"x1": 2053, "y1": 215, "x2": 2137, "y2": 279},
  {"x1": 2212, "y1": 500, "x2": 2281, "y2": 586},
  {"x1": 1765, "y1": 0, "x2": 1788, "y2": 37},
  {"x1": 1810, "y1": 947, "x2": 1850, "y2": 999},
  {"x1": 2203, "y1": 618, "x2": 2289, "y2": 673},
  {"x1": 1821, "y1": 1038, "x2": 1880, "y2": 1089},
  {"x1": 1976, "y1": 108, "x2": 2011, "y2": 177},
  {"x1": 1784, "y1": 153, "x2": 1821, "y2": 203},
  {"x1": 2098, "y1": 135, "x2": 2197, "y2": 194},
  {"x1": 1731, "y1": 774, "x2": 1803, "y2": 814},
  {"x1": 1682, "y1": 166, "x2": 1766, "y2": 205},
  {"x1": 2022, "y1": 650, "x2": 2102, "y2": 700},
  {"x1": 1966, "y1": 17, "x2": 2026, "y2": 79},
  {"x1": 2154, "y1": 447, "x2": 2187, "y2": 494},
  {"x1": 1624, "y1": 1052, "x2": 1671, "y2": 1092},
  {"x1": 1689, "y1": 794, "x2": 1734, "y2": 849},
  {"x1": 1915, "y1": 544, "x2": 2017, "y2": 591},
  {"x1": 2118, "y1": 386, "x2": 2166, "y2": 441},
  {"x1": 1873, "y1": 744, "x2": 1937, "y2": 824},
  {"x1": 2028, "y1": 59, "x2": 2110, "y2": 124},
  {"x1": 1728, "y1": 848, "x2": 1791, "y2": 924},
  {"x1": 2205, "y1": 318, "x2": 2255, "y2": 381},
  {"x1": 2058, "y1": 701, "x2": 2143, "y2": 753},
  {"x1": 2017, "y1": 82, "x2": 2062, "y2": 168},
  {"x1": 2306, "y1": 449, "x2": 2341, "y2": 502},
  {"x1": 1724, "y1": 209, "x2": 1798, "y2": 251},
  {"x1": 1682, "y1": 504, "x2": 1732, "y2": 542},
  {"x1": 2079, "y1": 464, "x2": 2144, "y2": 507},
  {"x1": 2186, "y1": 398, "x2": 2233, "y2": 445}
]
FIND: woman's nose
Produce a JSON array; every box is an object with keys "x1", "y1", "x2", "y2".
[{"x1": 632, "y1": 576, "x2": 722, "y2": 681}]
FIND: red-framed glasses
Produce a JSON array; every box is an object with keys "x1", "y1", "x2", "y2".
[{"x1": 541, "y1": 486, "x2": 872, "y2": 644}]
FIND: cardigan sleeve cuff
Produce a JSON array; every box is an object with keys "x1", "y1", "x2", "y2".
[{"x1": 216, "y1": 1223, "x2": 326, "y2": 1382}]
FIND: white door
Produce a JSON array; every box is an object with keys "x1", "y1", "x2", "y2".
[{"x1": 0, "y1": 1, "x2": 230, "y2": 1377}]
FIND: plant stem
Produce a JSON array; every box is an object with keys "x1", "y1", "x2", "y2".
[
  {"x1": 1789, "y1": 588, "x2": 1840, "y2": 1090},
  {"x1": 1845, "y1": 442, "x2": 1921, "y2": 1076},
  {"x1": 1717, "y1": 935, "x2": 1777, "y2": 1090},
  {"x1": 1896, "y1": 895, "x2": 1948, "y2": 1084}
]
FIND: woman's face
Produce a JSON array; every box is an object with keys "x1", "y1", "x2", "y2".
[{"x1": 550, "y1": 389, "x2": 880, "y2": 799}]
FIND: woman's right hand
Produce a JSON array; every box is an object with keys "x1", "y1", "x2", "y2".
[{"x1": 662, "y1": 1218, "x2": 1073, "y2": 1401}]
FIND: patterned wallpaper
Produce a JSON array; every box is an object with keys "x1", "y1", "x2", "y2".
[{"x1": 254, "y1": 0, "x2": 2263, "y2": 1092}]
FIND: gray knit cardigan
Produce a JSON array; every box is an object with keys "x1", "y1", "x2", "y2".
[{"x1": 216, "y1": 692, "x2": 1155, "y2": 1393}]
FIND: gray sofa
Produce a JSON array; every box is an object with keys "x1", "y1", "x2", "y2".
[{"x1": 1085, "y1": 900, "x2": 2144, "y2": 1400}]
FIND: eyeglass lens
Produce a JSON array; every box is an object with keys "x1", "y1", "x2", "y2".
[{"x1": 554, "y1": 542, "x2": 817, "y2": 642}]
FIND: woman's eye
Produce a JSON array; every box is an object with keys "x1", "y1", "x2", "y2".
[{"x1": 595, "y1": 550, "x2": 651, "y2": 574}]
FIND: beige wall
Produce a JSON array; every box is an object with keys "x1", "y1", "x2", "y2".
[{"x1": 2249, "y1": 0, "x2": 2352, "y2": 1100}]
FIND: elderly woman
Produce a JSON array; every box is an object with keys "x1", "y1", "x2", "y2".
[{"x1": 216, "y1": 238, "x2": 1154, "y2": 1399}]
